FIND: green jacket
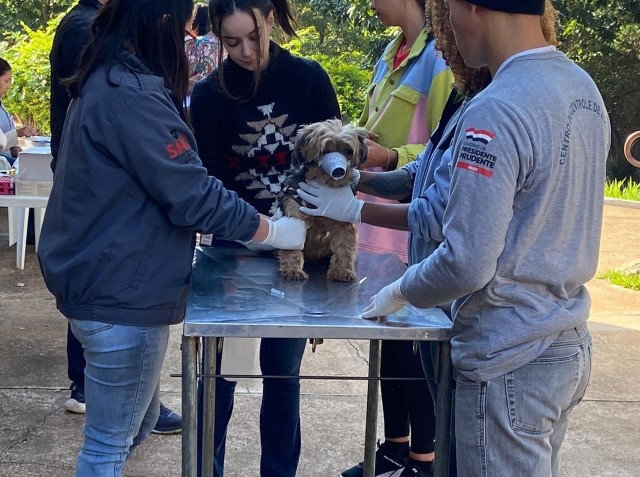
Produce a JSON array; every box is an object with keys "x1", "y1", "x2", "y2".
[{"x1": 358, "y1": 29, "x2": 453, "y2": 167}]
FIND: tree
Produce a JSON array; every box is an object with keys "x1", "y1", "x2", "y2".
[
  {"x1": 556, "y1": 0, "x2": 640, "y2": 179},
  {"x1": 286, "y1": 0, "x2": 394, "y2": 121},
  {"x1": 1, "y1": 15, "x2": 62, "y2": 133},
  {"x1": 0, "y1": 0, "x2": 73, "y2": 38}
]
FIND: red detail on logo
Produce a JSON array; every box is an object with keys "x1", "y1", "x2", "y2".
[
  {"x1": 274, "y1": 150, "x2": 289, "y2": 166},
  {"x1": 456, "y1": 161, "x2": 493, "y2": 177},
  {"x1": 166, "y1": 134, "x2": 192, "y2": 159},
  {"x1": 255, "y1": 153, "x2": 271, "y2": 168},
  {"x1": 226, "y1": 156, "x2": 242, "y2": 168}
]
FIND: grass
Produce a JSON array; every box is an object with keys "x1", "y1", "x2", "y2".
[
  {"x1": 604, "y1": 178, "x2": 640, "y2": 201},
  {"x1": 598, "y1": 269, "x2": 640, "y2": 291}
]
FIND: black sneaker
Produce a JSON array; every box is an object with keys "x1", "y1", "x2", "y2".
[
  {"x1": 64, "y1": 383, "x2": 86, "y2": 414},
  {"x1": 152, "y1": 402, "x2": 182, "y2": 435},
  {"x1": 341, "y1": 441, "x2": 409, "y2": 477},
  {"x1": 400, "y1": 463, "x2": 433, "y2": 477}
]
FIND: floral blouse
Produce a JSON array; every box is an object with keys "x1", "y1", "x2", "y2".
[{"x1": 185, "y1": 33, "x2": 225, "y2": 77}]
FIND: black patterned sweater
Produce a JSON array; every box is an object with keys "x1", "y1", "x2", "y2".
[{"x1": 191, "y1": 42, "x2": 341, "y2": 216}]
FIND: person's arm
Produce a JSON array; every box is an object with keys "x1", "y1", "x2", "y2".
[
  {"x1": 108, "y1": 85, "x2": 258, "y2": 242},
  {"x1": 190, "y1": 79, "x2": 227, "y2": 179},
  {"x1": 357, "y1": 168, "x2": 413, "y2": 201},
  {"x1": 406, "y1": 145, "x2": 453, "y2": 244},
  {"x1": 400, "y1": 99, "x2": 529, "y2": 308},
  {"x1": 2, "y1": 128, "x2": 18, "y2": 148}
]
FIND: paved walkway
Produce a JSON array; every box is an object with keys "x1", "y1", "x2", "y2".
[{"x1": 0, "y1": 203, "x2": 638, "y2": 476}]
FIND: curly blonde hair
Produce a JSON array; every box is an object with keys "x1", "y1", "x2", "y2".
[{"x1": 426, "y1": 0, "x2": 558, "y2": 95}]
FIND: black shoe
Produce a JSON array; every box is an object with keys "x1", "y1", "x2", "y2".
[
  {"x1": 399, "y1": 461, "x2": 433, "y2": 477},
  {"x1": 341, "y1": 441, "x2": 409, "y2": 477},
  {"x1": 64, "y1": 383, "x2": 86, "y2": 414},
  {"x1": 152, "y1": 402, "x2": 182, "y2": 435}
]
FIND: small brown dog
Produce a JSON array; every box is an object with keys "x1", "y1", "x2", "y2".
[{"x1": 278, "y1": 118, "x2": 367, "y2": 282}]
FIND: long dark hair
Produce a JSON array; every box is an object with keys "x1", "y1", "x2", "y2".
[
  {"x1": 208, "y1": 0, "x2": 296, "y2": 100},
  {"x1": 192, "y1": 3, "x2": 210, "y2": 35},
  {"x1": 67, "y1": 0, "x2": 193, "y2": 105},
  {"x1": 0, "y1": 57, "x2": 10, "y2": 77}
]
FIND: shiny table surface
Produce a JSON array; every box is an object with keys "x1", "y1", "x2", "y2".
[{"x1": 184, "y1": 244, "x2": 451, "y2": 340}]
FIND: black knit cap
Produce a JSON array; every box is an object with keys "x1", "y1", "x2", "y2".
[{"x1": 465, "y1": 0, "x2": 545, "y2": 15}]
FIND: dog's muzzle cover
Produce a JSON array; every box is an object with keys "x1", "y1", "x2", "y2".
[{"x1": 319, "y1": 152, "x2": 348, "y2": 180}]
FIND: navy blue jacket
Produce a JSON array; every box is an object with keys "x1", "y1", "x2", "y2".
[{"x1": 39, "y1": 52, "x2": 260, "y2": 326}]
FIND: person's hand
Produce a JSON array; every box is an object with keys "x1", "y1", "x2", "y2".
[
  {"x1": 17, "y1": 126, "x2": 37, "y2": 138},
  {"x1": 350, "y1": 168, "x2": 361, "y2": 188},
  {"x1": 297, "y1": 180, "x2": 364, "y2": 223},
  {"x1": 360, "y1": 139, "x2": 394, "y2": 170},
  {"x1": 238, "y1": 211, "x2": 283, "y2": 251},
  {"x1": 361, "y1": 277, "x2": 408, "y2": 319},
  {"x1": 257, "y1": 216, "x2": 307, "y2": 250},
  {"x1": 239, "y1": 240, "x2": 276, "y2": 251},
  {"x1": 9, "y1": 146, "x2": 21, "y2": 158}
]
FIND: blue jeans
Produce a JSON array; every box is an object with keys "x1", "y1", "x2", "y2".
[
  {"x1": 201, "y1": 337, "x2": 307, "y2": 477},
  {"x1": 68, "y1": 319, "x2": 169, "y2": 477},
  {"x1": 454, "y1": 325, "x2": 592, "y2": 477}
]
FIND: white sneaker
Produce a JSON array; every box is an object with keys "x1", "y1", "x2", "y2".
[
  {"x1": 64, "y1": 384, "x2": 86, "y2": 414},
  {"x1": 64, "y1": 397, "x2": 86, "y2": 414}
]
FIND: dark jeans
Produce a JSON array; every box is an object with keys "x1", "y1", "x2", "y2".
[
  {"x1": 67, "y1": 324, "x2": 86, "y2": 389},
  {"x1": 380, "y1": 340, "x2": 436, "y2": 454},
  {"x1": 198, "y1": 337, "x2": 307, "y2": 477}
]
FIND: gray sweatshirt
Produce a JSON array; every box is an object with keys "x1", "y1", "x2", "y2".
[{"x1": 401, "y1": 49, "x2": 611, "y2": 381}]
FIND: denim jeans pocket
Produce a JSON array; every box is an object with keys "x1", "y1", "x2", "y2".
[
  {"x1": 505, "y1": 346, "x2": 581, "y2": 435},
  {"x1": 70, "y1": 319, "x2": 113, "y2": 337},
  {"x1": 456, "y1": 373, "x2": 487, "y2": 449}
]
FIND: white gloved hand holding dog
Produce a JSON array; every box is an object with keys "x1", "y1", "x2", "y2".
[
  {"x1": 361, "y1": 277, "x2": 408, "y2": 319},
  {"x1": 247, "y1": 215, "x2": 307, "y2": 250},
  {"x1": 297, "y1": 180, "x2": 364, "y2": 223}
]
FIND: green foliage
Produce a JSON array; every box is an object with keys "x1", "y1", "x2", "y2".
[
  {"x1": 598, "y1": 269, "x2": 640, "y2": 292},
  {"x1": 289, "y1": 0, "x2": 393, "y2": 68},
  {"x1": 0, "y1": 0, "x2": 73, "y2": 37},
  {"x1": 283, "y1": 28, "x2": 370, "y2": 122},
  {"x1": 285, "y1": 1, "x2": 394, "y2": 122},
  {"x1": 556, "y1": 0, "x2": 640, "y2": 181},
  {"x1": 1, "y1": 15, "x2": 62, "y2": 134},
  {"x1": 604, "y1": 178, "x2": 640, "y2": 201}
]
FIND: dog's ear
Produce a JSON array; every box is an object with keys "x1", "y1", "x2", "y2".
[
  {"x1": 291, "y1": 128, "x2": 309, "y2": 168},
  {"x1": 356, "y1": 128, "x2": 368, "y2": 166}
]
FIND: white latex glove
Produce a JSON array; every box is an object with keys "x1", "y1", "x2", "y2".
[
  {"x1": 297, "y1": 180, "x2": 364, "y2": 223},
  {"x1": 238, "y1": 211, "x2": 283, "y2": 251},
  {"x1": 351, "y1": 169, "x2": 361, "y2": 187},
  {"x1": 257, "y1": 216, "x2": 307, "y2": 250},
  {"x1": 361, "y1": 277, "x2": 408, "y2": 319},
  {"x1": 240, "y1": 240, "x2": 276, "y2": 251}
]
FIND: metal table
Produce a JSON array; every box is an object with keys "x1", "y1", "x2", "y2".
[{"x1": 182, "y1": 245, "x2": 453, "y2": 477}]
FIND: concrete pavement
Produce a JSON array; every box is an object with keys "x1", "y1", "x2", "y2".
[{"x1": 0, "y1": 203, "x2": 638, "y2": 476}]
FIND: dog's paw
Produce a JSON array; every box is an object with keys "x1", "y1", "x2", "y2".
[
  {"x1": 327, "y1": 268, "x2": 357, "y2": 282},
  {"x1": 282, "y1": 269, "x2": 309, "y2": 281}
]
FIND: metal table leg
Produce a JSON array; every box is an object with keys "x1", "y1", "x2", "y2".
[
  {"x1": 182, "y1": 335, "x2": 198, "y2": 477},
  {"x1": 363, "y1": 339, "x2": 382, "y2": 477},
  {"x1": 201, "y1": 337, "x2": 218, "y2": 477},
  {"x1": 433, "y1": 340, "x2": 453, "y2": 477}
]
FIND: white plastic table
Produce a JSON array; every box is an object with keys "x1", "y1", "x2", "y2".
[
  {"x1": 0, "y1": 194, "x2": 49, "y2": 269},
  {"x1": 181, "y1": 245, "x2": 453, "y2": 477}
]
